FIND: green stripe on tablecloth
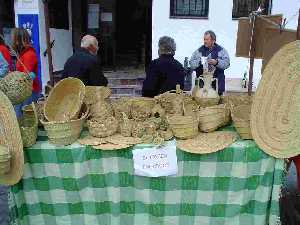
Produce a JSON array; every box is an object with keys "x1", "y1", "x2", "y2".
[
  {"x1": 24, "y1": 146, "x2": 270, "y2": 164},
  {"x1": 10, "y1": 200, "x2": 281, "y2": 219},
  {"x1": 11, "y1": 171, "x2": 282, "y2": 193}
]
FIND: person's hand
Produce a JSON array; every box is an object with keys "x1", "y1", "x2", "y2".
[{"x1": 207, "y1": 59, "x2": 218, "y2": 66}]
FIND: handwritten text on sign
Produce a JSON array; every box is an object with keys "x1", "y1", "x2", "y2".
[{"x1": 132, "y1": 142, "x2": 178, "y2": 177}]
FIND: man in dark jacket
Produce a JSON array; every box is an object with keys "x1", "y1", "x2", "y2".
[
  {"x1": 142, "y1": 36, "x2": 185, "y2": 97},
  {"x1": 63, "y1": 35, "x2": 108, "y2": 86},
  {"x1": 190, "y1": 30, "x2": 230, "y2": 95}
]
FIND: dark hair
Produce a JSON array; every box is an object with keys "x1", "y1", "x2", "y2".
[
  {"x1": 204, "y1": 30, "x2": 216, "y2": 41},
  {"x1": 11, "y1": 28, "x2": 32, "y2": 54},
  {"x1": 158, "y1": 36, "x2": 176, "y2": 56},
  {"x1": 0, "y1": 35, "x2": 4, "y2": 45}
]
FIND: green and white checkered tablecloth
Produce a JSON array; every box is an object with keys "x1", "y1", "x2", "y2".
[{"x1": 9, "y1": 127, "x2": 284, "y2": 225}]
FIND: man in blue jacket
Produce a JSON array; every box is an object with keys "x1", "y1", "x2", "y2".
[
  {"x1": 142, "y1": 36, "x2": 185, "y2": 97},
  {"x1": 190, "y1": 30, "x2": 230, "y2": 95}
]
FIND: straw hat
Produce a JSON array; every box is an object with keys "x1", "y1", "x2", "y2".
[
  {"x1": 251, "y1": 40, "x2": 300, "y2": 158},
  {"x1": 177, "y1": 131, "x2": 237, "y2": 154},
  {"x1": 0, "y1": 90, "x2": 24, "y2": 185}
]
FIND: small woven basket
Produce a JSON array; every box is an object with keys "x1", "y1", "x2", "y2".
[
  {"x1": 195, "y1": 97, "x2": 220, "y2": 107},
  {"x1": 84, "y1": 86, "x2": 111, "y2": 105},
  {"x1": 20, "y1": 103, "x2": 38, "y2": 148},
  {"x1": 197, "y1": 104, "x2": 227, "y2": 132},
  {"x1": 112, "y1": 97, "x2": 132, "y2": 122},
  {"x1": 87, "y1": 116, "x2": 118, "y2": 138},
  {"x1": 89, "y1": 99, "x2": 114, "y2": 120},
  {"x1": 231, "y1": 104, "x2": 252, "y2": 139},
  {"x1": 130, "y1": 97, "x2": 155, "y2": 121},
  {"x1": 41, "y1": 104, "x2": 89, "y2": 146},
  {"x1": 119, "y1": 113, "x2": 134, "y2": 137},
  {"x1": 0, "y1": 71, "x2": 32, "y2": 105},
  {"x1": 44, "y1": 78, "x2": 85, "y2": 122},
  {"x1": 168, "y1": 103, "x2": 198, "y2": 139}
]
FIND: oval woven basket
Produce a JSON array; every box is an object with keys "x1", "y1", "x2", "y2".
[
  {"x1": 0, "y1": 71, "x2": 32, "y2": 105},
  {"x1": 232, "y1": 104, "x2": 252, "y2": 140},
  {"x1": 41, "y1": 104, "x2": 89, "y2": 146},
  {"x1": 197, "y1": 104, "x2": 227, "y2": 132},
  {"x1": 168, "y1": 113, "x2": 198, "y2": 139},
  {"x1": 87, "y1": 116, "x2": 118, "y2": 138},
  {"x1": 44, "y1": 78, "x2": 85, "y2": 122},
  {"x1": 130, "y1": 97, "x2": 155, "y2": 121}
]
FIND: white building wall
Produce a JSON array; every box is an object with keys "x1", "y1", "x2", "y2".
[{"x1": 152, "y1": 0, "x2": 299, "y2": 87}]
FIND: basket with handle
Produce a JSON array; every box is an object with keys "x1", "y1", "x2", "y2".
[
  {"x1": 167, "y1": 102, "x2": 198, "y2": 139},
  {"x1": 20, "y1": 102, "x2": 38, "y2": 147}
]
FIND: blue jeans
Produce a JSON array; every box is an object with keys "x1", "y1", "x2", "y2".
[
  {"x1": 0, "y1": 186, "x2": 8, "y2": 225},
  {"x1": 14, "y1": 92, "x2": 41, "y2": 119}
]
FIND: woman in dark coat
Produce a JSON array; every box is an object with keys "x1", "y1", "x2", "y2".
[{"x1": 142, "y1": 36, "x2": 185, "y2": 97}]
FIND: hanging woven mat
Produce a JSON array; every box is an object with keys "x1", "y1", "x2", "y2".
[{"x1": 177, "y1": 131, "x2": 237, "y2": 154}]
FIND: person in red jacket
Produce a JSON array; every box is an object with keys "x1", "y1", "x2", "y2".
[
  {"x1": 11, "y1": 28, "x2": 40, "y2": 118},
  {"x1": 0, "y1": 35, "x2": 12, "y2": 71}
]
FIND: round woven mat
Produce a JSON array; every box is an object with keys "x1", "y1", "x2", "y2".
[
  {"x1": 92, "y1": 143, "x2": 132, "y2": 151},
  {"x1": 177, "y1": 131, "x2": 237, "y2": 154},
  {"x1": 251, "y1": 41, "x2": 300, "y2": 158}
]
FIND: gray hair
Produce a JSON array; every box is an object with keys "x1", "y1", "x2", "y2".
[
  {"x1": 204, "y1": 30, "x2": 216, "y2": 41},
  {"x1": 81, "y1": 35, "x2": 98, "y2": 50},
  {"x1": 158, "y1": 36, "x2": 176, "y2": 56}
]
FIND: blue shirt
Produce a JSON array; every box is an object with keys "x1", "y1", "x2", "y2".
[{"x1": 0, "y1": 53, "x2": 9, "y2": 78}]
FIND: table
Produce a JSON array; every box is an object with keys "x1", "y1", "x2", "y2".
[{"x1": 9, "y1": 127, "x2": 284, "y2": 225}]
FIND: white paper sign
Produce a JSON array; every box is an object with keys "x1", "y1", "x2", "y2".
[{"x1": 132, "y1": 142, "x2": 178, "y2": 177}]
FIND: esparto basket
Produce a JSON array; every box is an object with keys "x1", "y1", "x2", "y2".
[
  {"x1": 44, "y1": 78, "x2": 85, "y2": 122},
  {"x1": 20, "y1": 103, "x2": 38, "y2": 147},
  {"x1": 231, "y1": 104, "x2": 252, "y2": 140},
  {"x1": 87, "y1": 116, "x2": 118, "y2": 138}
]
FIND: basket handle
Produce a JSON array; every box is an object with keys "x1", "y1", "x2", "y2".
[{"x1": 182, "y1": 101, "x2": 186, "y2": 116}]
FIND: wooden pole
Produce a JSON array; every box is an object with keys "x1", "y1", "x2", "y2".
[
  {"x1": 43, "y1": 0, "x2": 54, "y2": 87},
  {"x1": 297, "y1": 8, "x2": 300, "y2": 40},
  {"x1": 248, "y1": 15, "x2": 256, "y2": 96}
]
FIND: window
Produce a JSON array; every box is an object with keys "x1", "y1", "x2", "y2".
[
  {"x1": 48, "y1": 0, "x2": 69, "y2": 29},
  {"x1": 170, "y1": 0, "x2": 209, "y2": 18},
  {"x1": 232, "y1": 0, "x2": 272, "y2": 18}
]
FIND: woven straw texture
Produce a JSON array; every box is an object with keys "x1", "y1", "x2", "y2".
[
  {"x1": 92, "y1": 143, "x2": 132, "y2": 151},
  {"x1": 0, "y1": 71, "x2": 32, "y2": 105},
  {"x1": 41, "y1": 105, "x2": 89, "y2": 146},
  {"x1": 112, "y1": 97, "x2": 132, "y2": 122},
  {"x1": 177, "y1": 131, "x2": 237, "y2": 154},
  {"x1": 155, "y1": 90, "x2": 184, "y2": 115},
  {"x1": 168, "y1": 114, "x2": 198, "y2": 139},
  {"x1": 130, "y1": 97, "x2": 155, "y2": 121},
  {"x1": 20, "y1": 103, "x2": 38, "y2": 148},
  {"x1": 119, "y1": 113, "x2": 134, "y2": 137},
  {"x1": 232, "y1": 105, "x2": 252, "y2": 140},
  {"x1": 0, "y1": 90, "x2": 24, "y2": 185},
  {"x1": 221, "y1": 94, "x2": 253, "y2": 107},
  {"x1": 197, "y1": 104, "x2": 228, "y2": 133},
  {"x1": 44, "y1": 78, "x2": 85, "y2": 122},
  {"x1": 87, "y1": 117, "x2": 118, "y2": 138},
  {"x1": 84, "y1": 86, "x2": 111, "y2": 105},
  {"x1": 89, "y1": 99, "x2": 114, "y2": 120},
  {"x1": 0, "y1": 145, "x2": 11, "y2": 175},
  {"x1": 251, "y1": 40, "x2": 300, "y2": 158}
]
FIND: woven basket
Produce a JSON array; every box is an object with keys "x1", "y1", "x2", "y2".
[
  {"x1": 132, "y1": 122, "x2": 146, "y2": 138},
  {"x1": 36, "y1": 98, "x2": 45, "y2": 126},
  {"x1": 130, "y1": 97, "x2": 155, "y2": 121},
  {"x1": 197, "y1": 104, "x2": 227, "y2": 132},
  {"x1": 119, "y1": 113, "x2": 134, "y2": 137},
  {"x1": 44, "y1": 78, "x2": 85, "y2": 122},
  {"x1": 20, "y1": 103, "x2": 38, "y2": 147},
  {"x1": 112, "y1": 97, "x2": 132, "y2": 122},
  {"x1": 87, "y1": 116, "x2": 118, "y2": 138},
  {"x1": 89, "y1": 99, "x2": 114, "y2": 120},
  {"x1": 0, "y1": 71, "x2": 32, "y2": 105},
  {"x1": 0, "y1": 145, "x2": 11, "y2": 175},
  {"x1": 41, "y1": 104, "x2": 89, "y2": 146},
  {"x1": 232, "y1": 105, "x2": 252, "y2": 139},
  {"x1": 84, "y1": 86, "x2": 111, "y2": 105},
  {"x1": 195, "y1": 97, "x2": 220, "y2": 107},
  {"x1": 221, "y1": 94, "x2": 253, "y2": 107},
  {"x1": 151, "y1": 103, "x2": 166, "y2": 118}
]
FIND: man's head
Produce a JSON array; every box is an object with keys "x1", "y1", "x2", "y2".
[
  {"x1": 81, "y1": 35, "x2": 99, "y2": 55},
  {"x1": 203, "y1": 30, "x2": 216, "y2": 49},
  {"x1": 158, "y1": 36, "x2": 176, "y2": 56}
]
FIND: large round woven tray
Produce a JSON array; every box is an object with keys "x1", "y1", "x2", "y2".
[
  {"x1": 0, "y1": 71, "x2": 32, "y2": 105},
  {"x1": 41, "y1": 104, "x2": 89, "y2": 146},
  {"x1": 177, "y1": 131, "x2": 237, "y2": 154},
  {"x1": 44, "y1": 78, "x2": 85, "y2": 122},
  {"x1": 251, "y1": 41, "x2": 300, "y2": 158}
]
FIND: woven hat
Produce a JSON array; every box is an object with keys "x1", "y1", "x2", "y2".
[
  {"x1": 44, "y1": 78, "x2": 85, "y2": 122},
  {"x1": 177, "y1": 131, "x2": 237, "y2": 154},
  {"x1": 0, "y1": 90, "x2": 24, "y2": 185},
  {"x1": 251, "y1": 40, "x2": 300, "y2": 158}
]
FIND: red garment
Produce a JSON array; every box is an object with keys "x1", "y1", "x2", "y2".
[
  {"x1": 292, "y1": 156, "x2": 300, "y2": 189},
  {"x1": 0, "y1": 44, "x2": 12, "y2": 70},
  {"x1": 16, "y1": 46, "x2": 40, "y2": 93}
]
